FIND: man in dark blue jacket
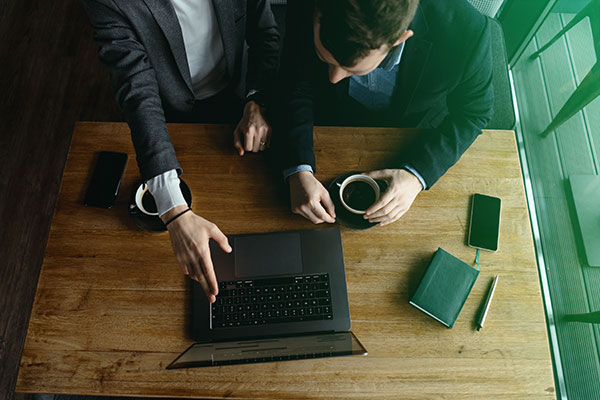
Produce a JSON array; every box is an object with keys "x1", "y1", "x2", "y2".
[{"x1": 275, "y1": 0, "x2": 493, "y2": 226}]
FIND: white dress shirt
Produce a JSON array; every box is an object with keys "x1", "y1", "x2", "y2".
[
  {"x1": 149, "y1": 0, "x2": 230, "y2": 216},
  {"x1": 171, "y1": 0, "x2": 228, "y2": 99}
]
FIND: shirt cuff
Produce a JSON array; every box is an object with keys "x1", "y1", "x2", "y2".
[
  {"x1": 246, "y1": 89, "x2": 259, "y2": 98},
  {"x1": 146, "y1": 169, "x2": 188, "y2": 216},
  {"x1": 402, "y1": 164, "x2": 427, "y2": 190},
  {"x1": 283, "y1": 164, "x2": 314, "y2": 181},
  {"x1": 245, "y1": 89, "x2": 267, "y2": 109}
]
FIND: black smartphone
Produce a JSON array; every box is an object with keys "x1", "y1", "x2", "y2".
[
  {"x1": 468, "y1": 193, "x2": 501, "y2": 252},
  {"x1": 84, "y1": 151, "x2": 128, "y2": 208}
]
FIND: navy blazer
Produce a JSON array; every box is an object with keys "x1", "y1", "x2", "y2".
[
  {"x1": 83, "y1": 0, "x2": 279, "y2": 181},
  {"x1": 275, "y1": 0, "x2": 493, "y2": 188}
]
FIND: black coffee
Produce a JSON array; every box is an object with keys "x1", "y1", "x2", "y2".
[
  {"x1": 342, "y1": 181, "x2": 376, "y2": 211},
  {"x1": 141, "y1": 190, "x2": 158, "y2": 214}
]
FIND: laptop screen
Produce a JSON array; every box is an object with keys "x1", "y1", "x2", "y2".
[{"x1": 167, "y1": 332, "x2": 367, "y2": 369}]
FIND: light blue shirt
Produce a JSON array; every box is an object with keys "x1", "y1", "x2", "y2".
[
  {"x1": 284, "y1": 41, "x2": 427, "y2": 190},
  {"x1": 348, "y1": 40, "x2": 404, "y2": 110}
]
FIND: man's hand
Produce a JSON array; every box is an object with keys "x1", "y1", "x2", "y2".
[
  {"x1": 161, "y1": 205, "x2": 232, "y2": 303},
  {"x1": 233, "y1": 100, "x2": 271, "y2": 155},
  {"x1": 289, "y1": 171, "x2": 336, "y2": 224},
  {"x1": 363, "y1": 169, "x2": 423, "y2": 226}
]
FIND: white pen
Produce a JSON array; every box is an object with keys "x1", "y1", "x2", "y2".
[{"x1": 477, "y1": 275, "x2": 499, "y2": 331}]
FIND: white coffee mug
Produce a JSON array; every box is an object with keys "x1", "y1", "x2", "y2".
[
  {"x1": 338, "y1": 174, "x2": 380, "y2": 215},
  {"x1": 134, "y1": 183, "x2": 159, "y2": 216}
]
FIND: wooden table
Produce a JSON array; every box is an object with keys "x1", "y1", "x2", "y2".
[{"x1": 16, "y1": 122, "x2": 555, "y2": 399}]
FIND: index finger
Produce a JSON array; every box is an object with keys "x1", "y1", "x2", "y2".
[
  {"x1": 365, "y1": 189, "x2": 394, "y2": 216},
  {"x1": 364, "y1": 169, "x2": 390, "y2": 180},
  {"x1": 311, "y1": 201, "x2": 335, "y2": 223},
  {"x1": 191, "y1": 266, "x2": 215, "y2": 303},
  {"x1": 233, "y1": 127, "x2": 244, "y2": 156},
  {"x1": 320, "y1": 190, "x2": 336, "y2": 220},
  {"x1": 198, "y1": 247, "x2": 219, "y2": 297}
]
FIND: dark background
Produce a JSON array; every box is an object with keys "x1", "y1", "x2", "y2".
[{"x1": 0, "y1": 0, "x2": 120, "y2": 398}]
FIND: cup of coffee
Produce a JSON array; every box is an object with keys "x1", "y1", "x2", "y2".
[
  {"x1": 338, "y1": 174, "x2": 380, "y2": 214},
  {"x1": 134, "y1": 183, "x2": 159, "y2": 216}
]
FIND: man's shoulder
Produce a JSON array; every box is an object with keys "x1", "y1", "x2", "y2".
[
  {"x1": 415, "y1": 0, "x2": 487, "y2": 38},
  {"x1": 410, "y1": 0, "x2": 489, "y2": 64},
  {"x1": 83, "y1": 0, "x2": 155, "y2": 15}
]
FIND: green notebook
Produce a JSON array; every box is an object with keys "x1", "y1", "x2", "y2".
[{"x1": 410, "y1": 248, "x2": 479, "y2": 328}]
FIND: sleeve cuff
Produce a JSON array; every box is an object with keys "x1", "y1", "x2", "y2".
[
  {"x1": 283, "y1": 164, "x2": 314, "y2": 181},
  {"x1": 245, "y1": 89, "x2": 267, "y2": 108},
  {"x1": 146, "y1": 169, "x2": 188, "y2": 216},
  {"x1": 402, "y1": 164, "x2": 427, "y2": 190}
]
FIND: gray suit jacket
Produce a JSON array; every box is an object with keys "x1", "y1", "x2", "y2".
[{"x1": 83, "y1": 0, "x2": 279, "y2": 180}]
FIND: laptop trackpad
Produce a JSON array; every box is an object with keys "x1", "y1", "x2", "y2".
[{"x1": 234, "y1": 232, "x2": 303, "y2": 278}]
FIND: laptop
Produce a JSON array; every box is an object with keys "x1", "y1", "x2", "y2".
[{"x1": 167, "y1": 227, "x2": 367, "y2": 368}]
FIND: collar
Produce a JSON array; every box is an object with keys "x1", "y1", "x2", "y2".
[{"x1": 378, "y1": 39, "x2": 406, "y2": 71}]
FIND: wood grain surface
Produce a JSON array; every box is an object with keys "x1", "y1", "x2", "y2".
[{"x1": 15, "y1": 122, "x2": 555, "y2": 399}]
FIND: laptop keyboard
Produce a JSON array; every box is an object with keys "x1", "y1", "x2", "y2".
[{"x1": 211, "y1": 274, "x2": 333, "y2": 328}]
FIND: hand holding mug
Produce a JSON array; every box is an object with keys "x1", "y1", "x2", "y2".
[
  {"x1": 363, "y1": 169, "x2": 423, "y2": 226},
  {"x1": 289, "y1": 171, "x2": 336, "y2": 224}
]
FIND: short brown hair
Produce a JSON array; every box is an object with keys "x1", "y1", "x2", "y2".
[{"x1": 315, "y1": 0, "x2": 420, "y2": 67}]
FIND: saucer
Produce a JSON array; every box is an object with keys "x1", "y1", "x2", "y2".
[
  {"x1": 128, "y1": 179, "x2": 192, "y2": 233},
  {"x1": 327, "y1": 171, "x2": 388, "y2": 230}
]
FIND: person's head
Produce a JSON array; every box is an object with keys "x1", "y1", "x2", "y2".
[{"x1": 314, "y1": 0, "x2": 419, "y2": 83}]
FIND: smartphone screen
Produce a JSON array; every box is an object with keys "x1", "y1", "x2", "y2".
[
  {"x1": 468, "y1": 193, "x2": 501, "y2": 252},
  {"x1": 84, "y1": 151, "x2": 128, "y2": 208}
]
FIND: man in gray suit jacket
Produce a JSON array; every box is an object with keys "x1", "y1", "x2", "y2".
[{"x1": 83, "y1": 0, "x2": 279, "y2": 303}]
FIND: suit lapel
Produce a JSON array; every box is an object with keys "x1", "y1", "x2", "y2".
[
  {"x1": 142, "y1": 0, "x2": 194, "y2": 93},
  {"x1": 394, "y1": 5, "x2": 432, "y2": 116},
  {"x1": 212, "y1": 0, "x2": 235, "y2": 79}
]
